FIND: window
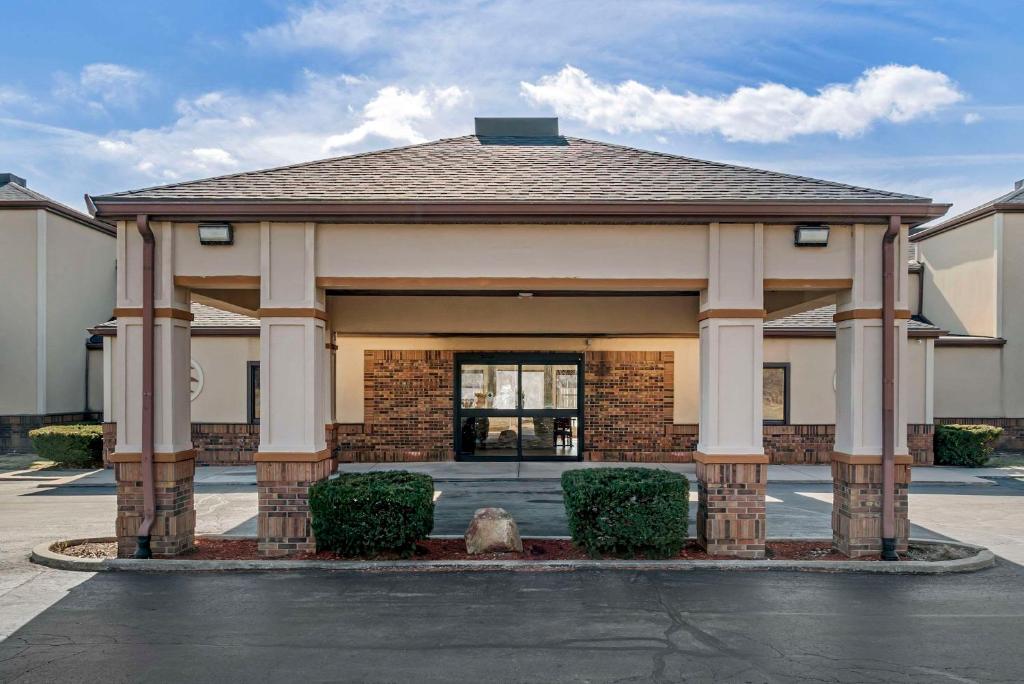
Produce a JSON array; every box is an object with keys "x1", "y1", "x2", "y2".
[
  {"x1": 247, "y1": 361, "x2": 260, "y2": 425},
  {"x1": 763, "y1": 363, "x2": 789, "y2": 425}
]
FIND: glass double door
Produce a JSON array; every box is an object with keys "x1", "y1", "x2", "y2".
[{"x1": 456, "y1": 353, "x2": 582, "y2": 461}]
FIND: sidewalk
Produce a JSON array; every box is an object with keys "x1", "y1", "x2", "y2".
[{"x1": 14, "y1": 460, "x2": 1022, "y2": 487}]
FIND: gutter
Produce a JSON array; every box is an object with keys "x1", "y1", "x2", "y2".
[
  {"x1": 881, "y1": 216, "x2": 899, "y2": 561},
  {"x1": 134, "y1": 214, "x2": 156, "y2": 559}
]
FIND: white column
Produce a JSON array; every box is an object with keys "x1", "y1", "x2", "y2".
[
  {"x1": 832, "y1": 223, "x2": 911, "y2": 557},
  {"x1": 697, "y1": 222, "x2": 765, "y2": 457},
  {"x1": 695, "y1": 223, "x2": 767, "y2": 559},
  {"x1": 257, "y1": 221, "x2": 328, "y2": 455},
  {"x1": 257, "y1": 221, "x2": 331, "y2": 557},
  {"x1": 834, "y1": 224, "x2": 909, "y2": 458}
]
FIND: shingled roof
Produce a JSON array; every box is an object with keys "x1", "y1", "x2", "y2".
[
  {"x1": 93, "y1": 135, "x2": 932, "y2": 204},
  {"x1": 90, "y1": 302, "x2": 259, "y2": 335},
  {"x1": 1, "y1": 174, "x2": 115, "y2": 235},
  {"x1": 766, "y1": 304, "x2": 940, "y2": 337}
]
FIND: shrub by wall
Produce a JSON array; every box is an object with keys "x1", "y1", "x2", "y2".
[
  {"x1": 309, "y1": 471, "x2": 434, "y2": 557},
  {"x1": 28, "y1": 424, "x2": 103, "y2": 467},
  {"x1": 561, "y1": 467, "x2": 689, "y2": 558},
  {"x1": 934, "y1": 424, "x2": 1003, "y2": 467}
]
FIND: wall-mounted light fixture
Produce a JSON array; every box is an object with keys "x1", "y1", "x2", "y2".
[
  {"x1": 517, "y1": 292, "x2": 534, "y2": 298},
  {"x1": 198, "y1": 222, "x2": 234, "y2": 245},
  {"x1": 794, "y1": 224, "x2": 830, "y2": 247}
]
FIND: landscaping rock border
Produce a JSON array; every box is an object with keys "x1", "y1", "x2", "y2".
[{"x1": 32, "y1": 536, "x2": 996, "y2": 575}]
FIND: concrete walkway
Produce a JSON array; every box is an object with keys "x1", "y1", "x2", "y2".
[{"x1": 16, "y1": 460, "x2": 1022, "y2": 487}]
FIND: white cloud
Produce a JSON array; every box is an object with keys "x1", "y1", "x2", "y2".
[
  {"x1": 55, "y1": 62, "x2": 147, "y2": 110},
  {"x1": 45, "y1": 71, "x2": 470, "y2": 183},
  {"x1": 323, "y1": 85, "x2": 467, "y2": 151},
  {"x1": 963, "y1": 112, "x2": 982, "y2": 125},
  {"x1": 521, "y1": 64, "x2": 964, "y2": 143}
]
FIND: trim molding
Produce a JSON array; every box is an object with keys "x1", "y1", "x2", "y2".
[
  {"x1": 112, "y1": 307, "x2": 194, "y2": 321},
  {"x1": 695, "y1": 453, "x2": 769, "y2": 464},
  {"x1": 254, "y1": 448, "x2": 331, "y2": 463},
  {"x1": 316, "y1": 276, "x2": 708, "y2": 292},
  {"x1": 763, "y1": 278, "x2": 853, "y2": 290},
  {"x1": 257, "y1": 307, "x2": 328, "y2": 321},
  {"x1": 697, "y1": 308, "x2": 767, "y2": 321},
  {"x1": 109, "y1": 449, "x2": 196, "y2": 463},
  {"x1": 174, "y1": 275, "x2": 260, "y2": 289},
  {"x1": 833, "y1": 308, "x2": 912, "y2": 322},
  {"x1": 911, "y1": 202, "x2": 1024, "y2": 242},
  {"x1": 91, "y1": 199, "x2": 951, "y2": 225},
  {"x1": 935, "y1": 336, "x2": 1007, "y2": 347}
]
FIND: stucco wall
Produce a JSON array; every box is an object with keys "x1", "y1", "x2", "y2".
[
  {"x1": 998, "y1": 213, "x2": 1024, "y2": 415},
  {"x1": 934, "y1": 345, "x2": 1003, "y2": 418},
  {"x1": 186, "y1": 336, "x2": 259, "y2": 423},
  {"x1": 86, "y1": 346, "x2": 103, "y2": 413},
  {"x1": 919, "y1": 216, "x2": 997, "y2": 336},
  {"x1": 330, "y1": 296, "x2": 700, "y2": 335},
  {"x1": 0, "y1": 209, "x2": 38, "y2": 413},
  {"x1": 44, "y1": 212, "x2": 115, "y2": 413}
]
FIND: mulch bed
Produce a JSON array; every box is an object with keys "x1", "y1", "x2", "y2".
[{"x1": 163, "y1": 538, "x2": 880, "y2": 562}]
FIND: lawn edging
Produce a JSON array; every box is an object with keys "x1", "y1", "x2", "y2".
[{"x1": 32, "y1": 536, "x2": 996, "y2": 575}]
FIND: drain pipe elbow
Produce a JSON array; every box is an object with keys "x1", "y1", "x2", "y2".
[
  {"x1": 881, "y1": 216, "x2": 900, "y2": 561},
  {"x1": 134, "y1": 214, "x2": 156, "y2": 559}
]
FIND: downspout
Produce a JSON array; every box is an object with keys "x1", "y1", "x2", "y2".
[
  {"x1": 134, "y1": 214, "x2": 155, "y2": 559},
  {"x1": 881, "y1": 215, "x2": 899, "y2": 561}
]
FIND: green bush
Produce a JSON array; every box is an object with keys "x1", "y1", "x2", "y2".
[
  {"x1": 561, "y1": 467, "x2": 689, "y2": 559},
  {"x1": 309, "y1": 471, "x2": 434, "y2": 557},
  {"x1": 935, "y1": 424, "x2": 1003, "y2": 467},
  {"x1": 28, "y1": 424, "x2": 103, "y2": 467}
]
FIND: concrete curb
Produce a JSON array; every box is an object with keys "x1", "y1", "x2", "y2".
[{"x1": 32, "y1": 537, "x2": 996, "y2": 575}]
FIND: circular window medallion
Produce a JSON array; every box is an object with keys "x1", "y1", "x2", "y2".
[{"x1": 190, "y1": 359, "x2": 204, "y2": 401}]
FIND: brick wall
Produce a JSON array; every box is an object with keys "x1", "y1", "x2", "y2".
[
  {"x1": 335, "y1": 350, "x2": 455, "y2": 462},
  {"x1": 1, "y1": 412, "x2": 101, "y2": 453},
  {"x1": 908, "y1": 424, "x2": 935, "y2": 465},
  {"x1": 102, "y1": 422, "x2": 261, "y2": 466},
  {"x1": 583, "y1": 351, "x2": 694, "y2": 462},
  {"x1": 935, "y1": 418, "x2": 1024, "y2": 451}
]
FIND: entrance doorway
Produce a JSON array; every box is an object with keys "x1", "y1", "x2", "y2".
[{"x1": 455, "y1": 352, "x2": 583, "y2": 461}]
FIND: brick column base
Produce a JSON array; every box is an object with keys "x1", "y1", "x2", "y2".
[
  {"x1": 695, "y1": 454, "x2": 768, "y2": 559},
  {"x1": 257, "y1": 450, "x2": 334, "y2": 557},
  {"x1": 113, "y1": 451, "x2": 196, "y2": 558},
  {"x1": 832, "y1": 453, "x2": 910, "y2": 557}
]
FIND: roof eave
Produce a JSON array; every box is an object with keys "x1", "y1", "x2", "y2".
[
  {"x1": 91, "y1": 199, "x2": 950, "y2": 226},
  {"x1": 1, "y1": 199, "x2": 116, "y2": 236},
  {"x1": 911, "y1": 202, "x2": 1024, "y2": 242}
]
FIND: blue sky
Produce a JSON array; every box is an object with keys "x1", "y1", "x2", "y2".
[{"x1": 2, "y1": 0, "x2": 1022, "y2": 221}]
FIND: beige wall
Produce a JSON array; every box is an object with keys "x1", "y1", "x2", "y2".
[
  {"x1": 86, "y1": 346, "x2": 103, "y2": 413},
  {"x1": 0, "y1": 209, "x2": 38, "y2": 413},
  {"x1": 763, "y1": 223, "x2": 854, "y2": 279},
  {"x1": 44, "y1": 212, "x2": 115, "y2": 413},
  {"x1": 919, "y1": 216, "x2": 997, "y2": 336},
  {"x1": 330, "y1": 295, "x2": 699, "y2": 335},
  {"x1": 934, "y1": 346, "x2": 1003, "y2": 418},
  {"x1": 316, "y1": 224, "x2": 711, "y2": 280},
  {"x1": 187, "y1": 336, "x2": 260, "y2": 423},
  {"x1": 997, "y1": 213, "x2": 1024, "y2": 414}
]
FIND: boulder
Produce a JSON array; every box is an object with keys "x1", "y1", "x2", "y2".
[{"x1": 464, "y1": 507, "x2": 523, "y2": 554}]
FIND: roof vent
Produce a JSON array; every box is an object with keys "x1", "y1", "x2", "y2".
[
  {"x1": 0, "y1": 173, "x2": 26, "y2": 187},
  {"x1": 474, "y1": 117, "x2": 559, "y2": 137},
  {"x1": 1015, "y1": 179, "x2": 1023, "y2": 191}
]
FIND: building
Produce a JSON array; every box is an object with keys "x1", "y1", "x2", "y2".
[
  {"x1": 92, "y1": 299, "x2": 942, "y2": 467},
  {"x1": 0, "y1": 173, "x2": 115, "y2": 451},
  {"x1": 912, "y1": 180, "x2": 1024, "y2": 449},
  {"x1": 88, "y1": 117, "x2": 949, "y2": 559}
]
